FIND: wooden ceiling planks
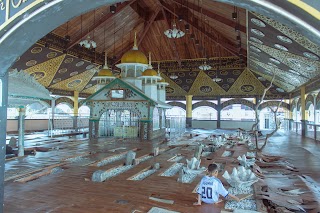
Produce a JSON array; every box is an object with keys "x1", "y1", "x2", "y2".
[{"x1": 50, "y1": 0, "x2": 245, "y2": 63}]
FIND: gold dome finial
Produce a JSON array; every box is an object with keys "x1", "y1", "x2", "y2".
[
  {"x1": 133, "y1": 32, "x2": 138, "y2": 50},
  {"x1": 157, "y1": 62, "x2": 160, "y2": 76},
  {"x1": 97, "y1": 50, "x2": 114, "y2": 77}
]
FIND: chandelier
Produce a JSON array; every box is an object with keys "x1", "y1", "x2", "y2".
[
  {"x1": 212, "y1": 70, "x2": 222, "y2": 82},
  {"x1": 199, "y1": 61, "x2": 212, "y2": 70},
  {"x1": 79, "y1": 36, "x2": 97, "y2": 49},
  {"x1": 169, "y1": 73, "x2": 178, "y2": 79},
  {"x1": 164, "y1": 23, "x2": 185, "y2": 38},
  {"x1": 212, "y1": 77, "x2": 222, "y2": 82}
]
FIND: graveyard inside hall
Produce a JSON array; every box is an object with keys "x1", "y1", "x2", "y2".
[
  {"x1": 4, "y1": 128, "x2": 320, "y2": 213},
  {"x1": 1, "y1": 1, "x2": 320, "y2": 212}
]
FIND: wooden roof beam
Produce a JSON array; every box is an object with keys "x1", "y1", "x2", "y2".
[
  {"x1": 112, "y1": 7, "x2": 161, "y2": 65},
  {"x1": 67, "y1": 0, "x2": 136, "y2": 50},
  {"x1": 161, "y1": 2, "x2": 246, "y2": 57},
  {"x1": 171, "y1": 0, "x2": 246, "y2": 33}
]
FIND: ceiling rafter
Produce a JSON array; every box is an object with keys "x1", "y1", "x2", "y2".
[
  {"x1": 67, "y1": 0, "x2": 136, "y2": 50},
  {"x1": 130, "y1": 0, "x2": 151, "y2": 21},
  {"x1": 160, "y1": 2, "x2": 246, "y2": 57},
  {"x1": 171, "y1": 0, "x2": 246, "y2": 33},
  {"x1": 112, "y1": 7, "x2": 161, "y2": 66}
]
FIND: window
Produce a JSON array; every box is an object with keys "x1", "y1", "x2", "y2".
[{"x1": 111, "y1": 89, "x2": 124, "y2": 99}]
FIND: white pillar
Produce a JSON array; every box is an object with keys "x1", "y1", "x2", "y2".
[{"x1": 18, "y1": 107, "x2": 26, "y2": 157}]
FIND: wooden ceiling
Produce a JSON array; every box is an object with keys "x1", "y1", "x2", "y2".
[
  {"x1": 8, "y1": 0, "x2": 320, "y2": 100},
  {"x1": 50, "y1": 0, "x2": 247, "y2": 62}
]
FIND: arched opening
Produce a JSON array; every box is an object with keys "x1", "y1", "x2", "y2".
[
  {"x1": 292, "y1": 107, "x2": 297, "y2": 122},
  {"x1": 52, "y1": 103, "x2": 74, "y2": 133},
  {"x1": 296, "y1": 105, "x2": 302, "y2": 122},
  {"x1": 78, "y1": 105, "x2": 90, "y2": 116},
  {"x1": 192, "y1": 106, "x2": 217, "y2": 120},
  {"x1": 307, "y1": 103, "x2": 315, "y2": 123},
  {"x1": 25, "y1": 102, "x2": 50, "y2": 119},
  {"x1": 259, "y1": 106, "x2": 288, "y2": 130},
  {"x1": 221, "y1": 104, "x2": 255, "y2": 121},
  {"x1": 55, "y1": 103, "x2": 73, "y2": 115},
  {"x1": 165, "y1": 106, "x2": 186, "y2": 138},
  {"x1": 316, "y1": 103, "x2": 320, "y2": 125},
  {"x1": 166, "y1": 106, "x2": 186, "y2": 118}
]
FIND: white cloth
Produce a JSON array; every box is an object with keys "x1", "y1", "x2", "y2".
[{"x1": 197, "y1": 176, "x2": 229, "y2": 204}]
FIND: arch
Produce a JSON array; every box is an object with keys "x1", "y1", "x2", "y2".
[
  {"x1": 192, "y1": 106, "x2": 217, "y2": 120},
  {"x1": 55, "y1": 97, "x2": 74, "y2": 108},
  {"x1": 297, "y1": 98, "x2": 301, "y2": 111},
  {"x1": 221, "y1": 98, "x2": 255, "y2": 110},
  {"x1": 167, "y1": 102, "x2": 186, "y2": 110},
  {"x1": 166, "y1": 106, "x2": 186, "y2": 117},
  {"x1": 192, "y1": 101, "x2": 217, "y2": 110},
  {"x1": 259, "y1": 101, "x2": 290, "y2": 111},
  {"x1": 41, "y1": 100, "x2": 51, "y2": 108},
  {"x1": 315, "y1": 92, "x2": 320, "y2": 109},
  {"x1": 79, "y1": 99, "x2": 86, "y2": 108},
  {"x1": 305, "y1": 94, "x2": 315, "y2": 109},
  {"x1": 291, "y1": 99, "x2": 297, "y2": 112},
  {"x1": 0, "y1": 0, "x2": 319, "y2": 78},
  {"x1": 78, "y1": 105, "x2": 90, "y2": 116}
]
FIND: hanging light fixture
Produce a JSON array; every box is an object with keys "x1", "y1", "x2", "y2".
[
  {"x1": 80, "y1": 35, "x2": 97, "y2": 49},
  {"x1": 169, "y1": 72, "x2": 178, "y2": 79},
  {"x1": 164, "y1": 23, "x2": 185, "y2": 38},
  {"x1": 199, "y1": 61, "x2": 212, "y2": 70},
  {"x1": 79, "y1": 11, "x2": 97, "y2": 49},
  {"x1": 232, "y1": 6, "x2": 237, "y2": 20},
  {"x1": 212, "y1": 73, "x2": 222, "y2": 82},
  {"x1": 110, "y1": 5, "x2": 116, "y2": 13},
  {"x1": 164, "y1": 6, "x2": 185, "y2": 38},
  {"x1": 213, "y1": 45, "x2": 222, "y2": 82}
]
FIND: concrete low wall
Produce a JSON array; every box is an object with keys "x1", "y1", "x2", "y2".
[
  {"x1": 221, "y1": 120, "x2": 254, "y2": 130},
  {"x1": 191, "y1": 120, "x2": 254, "y2": 130},
  {"x1": 152, "y1": 128, "x2": 166, "y2": 140},
  {"x1": 7, "y1": 119, "x2": 48, "y2": 132},
  {"x1": 192, "y1": 120, "x2": 217, "y2": 129}
]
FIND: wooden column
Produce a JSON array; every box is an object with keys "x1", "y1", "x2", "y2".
[
  {"x1": 0, "y1": 73, "x2": 8, "y2": 213},
  {"x1": 185, "y1": 95, "x2": 192, "y2": 128},
  {"x1": 300, "y1": 86, "x2": 307, "y2": 136}
]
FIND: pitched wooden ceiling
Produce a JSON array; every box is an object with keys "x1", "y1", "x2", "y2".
[{"x1": 9, "y1": 0, "x2": 320, "y2": 100}]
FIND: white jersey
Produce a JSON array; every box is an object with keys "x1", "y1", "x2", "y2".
[{"x1": 197, "y1": 175, "x2": 229, "y2": 204}]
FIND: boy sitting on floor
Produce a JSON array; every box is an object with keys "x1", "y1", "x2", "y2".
[{"x1": 194, "y1": 163, "x2": 240, "y2": 206}]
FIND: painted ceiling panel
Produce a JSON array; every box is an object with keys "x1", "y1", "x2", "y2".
[
  {"x1": 24, "y1": 54, "x2": 66, "y2": 87},
  {"x1": 49, "y1": 68, "x2": 98, "y2": 92},
  {"x1": 248, "y1": 11, "x2": 320, "y2": 93},
  {"x1": 50, "y1": 55, "x2": 98, "y2": 87},
  {"x1": 11, "y1": 44, "x2": 64, "y2": 71},
  {"x1": 188, "y1": 71, "x2": 226, "y2": 96}
]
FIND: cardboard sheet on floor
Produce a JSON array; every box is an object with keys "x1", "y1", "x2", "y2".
[
  {"x1": 149, "y1": 196, "x2": 174, "y2": 204},
  {"x1": 147, "y1": 207, "x2": 179, "y2": 213}
]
